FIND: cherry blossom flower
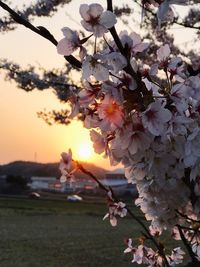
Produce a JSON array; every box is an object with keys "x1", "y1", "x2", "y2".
[
  {"x1": 57, "y1": 27, "x2": 86, "y2": 59},
  {"x1": 78, "y1": 82, "x2": 98, "y2": 107},
  {"x1": 171, "y1": 227, "x2": 181, "y2": 241},
  {"x1": 124, "y1": 241, "x2": 165, "y2": 266},
  {"x1": 103, "y1": 194, "x2": 127, "y2": 227},
  {"x1": 184, "y1": 127, "x2": 200, "y2": 169},
  {"x1": 97, "y1": 95, "x2": 124, "y2": 130},
  {"x1": 142, "y1": 101, "x2": 172, "y2": 136},
  {"x1": 157, "y1": 44, "x2": 170, "y2": 63},
  {"x1": 101, "y1": 81, "x2": 123, "y2": 103},
  {"x1": 103, "y1": 52, "x2": 127, "y2": 74},
  {"x1": 169, "y1": 247, "x2": 185, "y2": 265},
  {"x1": 129, "y1": 32, "x2": 149, "y2": 54},
  {"x1": 59, "y1": 149, "x2": 76, "y2": 183},
  {"x1": 90, "y1": 130, "x2": 106, "y2": 154},
  {"x1": 124, "y1": 238, "x2": 135, "y2": 254},
  {"x1": 125, "y1": 164, "x2": 147, "y2": 183},
  {"x1": 68, "y1": 95, "x2": 80, "y2": 119},
  {"x1": 84, "y1": 113, "x2": 100, "y2": 129},
  {"x1": 79, "y1": 3, "x2": 116, "y2": 37},
  {"x1": 192, "y1": 243, "x2": 200, "y2": 260},
  {"x1": 60, "y1": 149, "x2": 72, "y2": 171},
  {"x1": 119, "y1": 71, "x2": 137, "y2": 91},
  {"x1": 168, "y1": 57, "x2": 185, "y2": 79},
  {"x1": 82, "y1": 55, "x2": 110, "y2": 81},
  {"x1": 157, "y1": 0, "x2": 187, "y2": 28}
]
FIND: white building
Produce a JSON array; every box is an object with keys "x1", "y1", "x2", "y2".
[
  {"x1": 29, "y1": 176, "x2": 64, "y2": 192},
  {"x1": 29, "y1": 176, "x2": 98, "y2": 193}
]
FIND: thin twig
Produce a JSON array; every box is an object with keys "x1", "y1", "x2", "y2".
[
  {"x1": 176, "y1": 210, "x2": 200, "y2": 224},
  {"x1": 106, "y1": 0, "x2": 153, "y2": 107},
  {"x1": 134, "y1": 0, "x2": 200, "y2": 30},
  {"x1": 177, "y1": 224, "x2": 199, "y2": 263}
]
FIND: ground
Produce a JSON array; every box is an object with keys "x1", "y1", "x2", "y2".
[{"x1": 0, "y1": 196, "x2": 184, "y2": 267}]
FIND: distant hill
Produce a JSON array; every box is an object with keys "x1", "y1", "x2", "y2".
[{"x1": 0, "y1": 161, "x2": 107, "y2": 180}]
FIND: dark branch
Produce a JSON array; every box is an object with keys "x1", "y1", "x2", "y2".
[
  {"x1": 107, "y1": 0, "x2": 113, "y2": 12},
  {"x1": 134, "y1": 0, "x2": 200, "y2": 30},
  {"x1": 76, "y1": 160, "x2": 170, "y2": 267},
  {"x1": 177, "y1": 225, "x2": 199, "y2": 264},
  {"x1": 0, "y1": 1, "x2": 82, "y2": 68}
]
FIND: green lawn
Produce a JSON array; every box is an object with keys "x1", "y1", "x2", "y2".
[{"x1": 0, "y1": 197, "x2": 185, "y2": 267}]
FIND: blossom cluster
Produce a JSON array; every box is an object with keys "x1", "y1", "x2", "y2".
[
  {"x1": 124, "y1": 238, "x2": 185, "y2": 267},
  {"x1": 142, "y1": 0, "x2": 188, "y2": 28},
  {"x1": 57, "y1": 2, "x2": 200, "y2": 265},
  {"x1": 103, "y1": 191, "x2": 127, "y2": 226}
]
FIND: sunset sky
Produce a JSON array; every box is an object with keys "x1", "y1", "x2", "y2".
[
  {"x1": 0, "y1": 0, "x2": 116, "y2": 169},
  {"x1": 0, "y1": 0, "x2": 198, "y2": 168}
]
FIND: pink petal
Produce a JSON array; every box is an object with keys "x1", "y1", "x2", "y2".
[
  {"x1": 79, "y1": 4, "x2": 90, "y2": 20},
  {"x1": 99, "y1": 11, "x2": 117, "y2": 28},
  {"x1": 89, "y1": 4, "x2": 103, "y2": 18},
  {"x1": 57, "y1": 38, "x2": 75, "y2": 56}
]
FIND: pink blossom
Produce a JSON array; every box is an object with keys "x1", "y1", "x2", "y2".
[
  {"x1": 118, "y1": 31, "x2": 149, "y2": 54},
  {"x1": 125, "y1": 164, "x2": 146, "y2": 183},
  {"x1": 120, "y1": 120, "x2": 152, "y2": 156},
  {"x1": 129, "y1": 32, "x2": 149, "y2": 54},
  {"x1": 192, "y1": 243, "x2": 200, "y2": 260},
  {"x1": 60, "y1": 149, "x2": 72, "y2": 171},
  {"x1": 90, "y1": 130, "x2": 106, "y2": 154},
  {"x1": 79, "y1": 3, "x2": 116, "y2": 37},
  {"x1": 157, "y1": 0, "x2": 186, "y2": 28},
  {"x1": 97, "y1": 95, "x2": 124, "y2": 130},
  {"x1": 82, "y1": 55, "x2": 110, "y2": 81},
  {"x1": 124, "y1": 238, "x2": 135, "y2": 254},
  {"x1": 57, "y1": 27, "x2": 85, "y2": 59},
  {"x1": 84, "y1": 113, "x2": 100, "y2": 129},
  {"x1": 119, "y1": 71, "x2": 137, "y2": 91},
  {"x1": 78, "y1": 82, "x2": 98, "y2": 107},
  {"x1": 103, "y1": 198, "x2": 127, "y2": 227},
  {"x1": 124, "y1": 242, "x2": 161, "y2": 266},
  {"x1": 157, "y1": 44, "x2": 170, "y2": 62},
  {"x1": 68, "y1": 95, "x2": 80, "y2": 119},
  {"x1": 142, "y1": 101, "x2": 172, "y2": 136},
  {"x1": 103, "y1": 52, "x2": 127, "y2": 74},
  {"x1": 59, "y1": 149, "x2": 76, "y2": 183},
  {"x1": 166, "y1": 247, "x2": 185, "y2": 266}
]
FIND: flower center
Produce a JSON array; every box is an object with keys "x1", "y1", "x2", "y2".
[
  {"x1": 106, "y1": 103, "x2": 118, "y2": 114},
  {"x1": 145, "y1": 109, "x2": 156, "y2": 120}
]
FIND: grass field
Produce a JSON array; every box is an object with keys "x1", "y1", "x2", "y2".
[{"x1": 0, "y1": 196, "x2": 185, "y2": 267}]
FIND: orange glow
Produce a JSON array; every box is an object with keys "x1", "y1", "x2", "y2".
[{"x1": 77, "y1": 143, "x2": 93, "y2": 160}]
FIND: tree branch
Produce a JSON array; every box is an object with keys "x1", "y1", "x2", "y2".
[
  {"x1": 177, "y1": 224, "x2": 199, "y2": 264},
  {"x1": 107, "y1": 0, "x2": 153, "y2": 108},
  {"x1": 134, "y1": 0, "x2": 200, "y2": 30},
  {"x1": 76, "y1": 160, "x2": 170, "y2": 267},
  {"x1": 0, "y1": 1, "x2": 82, "y2": 68}
]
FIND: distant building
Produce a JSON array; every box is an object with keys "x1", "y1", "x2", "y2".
[
  {"x1": 65, "y1": 179, "x2": 98, "y2": 193},
  {"x1": 29, "y1": 176, "x2": 62, "y2": 191},
  {"x1": 102, "y1": 169, "x2": 137, "y2": 196},
  {"x1": 29, "y1": 176, "x2": 98, "y2": 193}
]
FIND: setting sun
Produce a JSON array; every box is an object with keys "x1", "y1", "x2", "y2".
[{"x1": 77, "y1": 143, "x2": 93, "y2": 160}]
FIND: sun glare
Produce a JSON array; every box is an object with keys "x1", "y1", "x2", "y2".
[{"x1": 77, "y1": 143, "x2": 93, "y2": 160}]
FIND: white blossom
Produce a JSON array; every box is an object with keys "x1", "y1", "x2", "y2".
[
  {"x1": 82, "y1": 55, "x2": 110, "y2": 81},
  {"x1": 79, "y1": 3, "x2": 116, "y2": 37},
  {"x1": 142, "y1": 101, "x2": 172, "y2": 136}
]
